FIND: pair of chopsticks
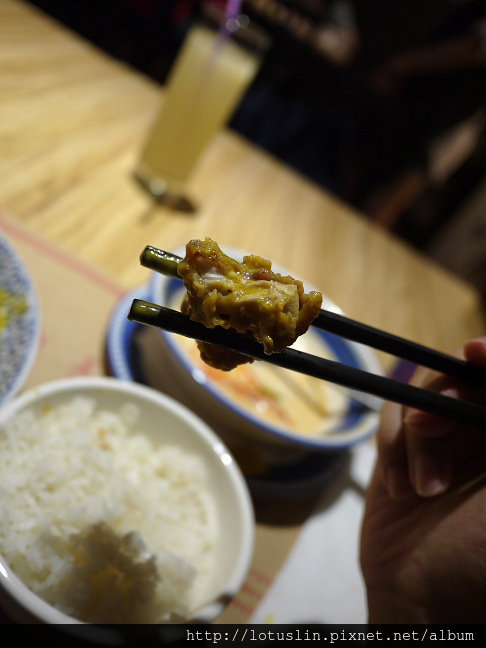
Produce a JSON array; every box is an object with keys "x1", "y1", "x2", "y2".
[{"x1": 127, "y1": 246, "x2": 486, "y2": 430}]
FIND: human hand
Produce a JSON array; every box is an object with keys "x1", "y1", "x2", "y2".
[{"x1": 360, "y1": 337, "x2": 486, "y2": 623}]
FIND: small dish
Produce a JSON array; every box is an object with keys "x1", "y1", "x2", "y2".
[{"x1": 0, "y1": 232, "x2": 40, "y2": 406}]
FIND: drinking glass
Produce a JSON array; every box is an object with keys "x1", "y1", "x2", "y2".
[{"x1": 134, "y1": 3, "x2": 270, "y2": 209}]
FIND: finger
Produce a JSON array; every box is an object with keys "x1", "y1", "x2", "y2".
[
  {"x1": 404, "y1": 367, "x2": 461, "y2": 495},
  {"x1": 403, "y1": 386, "x2": 461, "y2": 437},
  {"x1": 378, "y1": 337, "x2": 486, "y2": 500},
  {"x1": 403, "y1": 338, "x2": 486, "y2": 436},
  {"x1": 401, "y1": 344, "x2": 476, "y2": 437},
  {"x1": 405, "y1": 426, "x2": 453, "y2": 497},
  {"x1": 377, "y1": 400, "x2": 414, "y2": 500},
  {"x1": 403, "y1": 337, "x2": 486, "y2": 497},
  {"x1": 385, "y1": 367, "x2": 456, "y2": 497},
  {"x1": 464, "y1": 337, "x2": 486, "y2": 367}
]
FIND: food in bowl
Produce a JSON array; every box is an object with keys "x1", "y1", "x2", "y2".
[
  {"x1": 0, "y1": 393, "x2": 218, "y2": 623},
  {"x1": 178, "y1": 238, "x2": 322, "y2": 370},
  {"x1": 0, "y1": 286, "x2": 27, "y2": 348},
  {"x1": 172, "y1": 327, "x2": 348, "y2": 439}
]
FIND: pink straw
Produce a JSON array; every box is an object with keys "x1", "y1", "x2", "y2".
[
  {"x1": 226, "y1": 0, "x2": 242, "y2": 22},
  {"x1": 198, "y1": 0, "x2": 244, "y2": 89},
  {"x1": 218, "y1": 0, "x2": 243, "y2": 43}
]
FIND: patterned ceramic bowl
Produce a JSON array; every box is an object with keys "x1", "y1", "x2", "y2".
[{"x1": 0, "y1": 232, "x2": 40, "y2": 407}]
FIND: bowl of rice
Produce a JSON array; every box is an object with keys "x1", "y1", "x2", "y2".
[{"x1": 0, "y1": 377, "x2": 254, "y2": 626}]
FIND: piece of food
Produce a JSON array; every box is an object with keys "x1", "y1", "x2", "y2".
[{"x1": 177, "y1": 238, "x2": 322, "y2": 370}]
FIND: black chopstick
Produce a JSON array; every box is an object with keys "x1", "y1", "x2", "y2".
[
  {"x1": 127, "y1": 299, "x2": 486, "y2": 430},
  {"x1": 140, "y1": 245, "x2": 486, "y2": 389},
  {"x1": 313, "y1": 309, "x2": 486, "y2": 389}
]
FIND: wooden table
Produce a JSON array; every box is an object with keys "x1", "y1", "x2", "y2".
[
  {"x1": 2, "y1": 0, "x2": 484, "y2": 362},
  {"x1": 1, "y1": 0, "x2": 485, "y2": 626}
]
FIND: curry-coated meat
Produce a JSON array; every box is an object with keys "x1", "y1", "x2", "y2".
[{"x1": 178, "y1": 238, "x2": 322, "y2": 370}]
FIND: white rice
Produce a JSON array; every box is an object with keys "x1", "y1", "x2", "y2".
[{"x1": 0, "y1": 397, "x2": 218, "y2": 623}]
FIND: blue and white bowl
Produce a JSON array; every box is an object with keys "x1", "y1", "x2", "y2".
[
  {"x1": 148, "y1": 246, "x2": 383, "y2": 457},
  {"x1": 0, "y1": 233, "x2": 40, "y2": 407}
]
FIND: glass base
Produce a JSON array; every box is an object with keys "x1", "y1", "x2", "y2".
[{"x1": 133, "y1": 171, "x2": 197, "y2": 213}]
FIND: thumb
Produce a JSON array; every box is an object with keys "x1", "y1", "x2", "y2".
[{"x1": 464, "y1": 337, "x2": 486, "y2": 368}]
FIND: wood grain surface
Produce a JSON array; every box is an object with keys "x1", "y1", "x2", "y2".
[{"x1": 1, "y1": 0, "x2": 484, "y2": 370}]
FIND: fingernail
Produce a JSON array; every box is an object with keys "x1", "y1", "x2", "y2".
[
  {"x1": 439, "y1": 387, "x2": 459, "y2": 400},
  {"x1": 385, "y1": 465, "x2": 413, "y2": 500},
  {"x1": 411, "y1": 452, "x2": 450, "y2": 497}
]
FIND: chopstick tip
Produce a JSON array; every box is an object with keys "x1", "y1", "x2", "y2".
[
  {"x1": 139, "y1": 245, "x2": 157, "y2": 264},
  {"x1": 139, "y1": 246, "x2": 181, "y2": 279},
  {"x1": 127, "y1": 298, "x2": 154, "y2": 322}
]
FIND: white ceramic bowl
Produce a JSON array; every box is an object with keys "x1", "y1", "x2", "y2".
[
  {"x1": 149, "y1": 246, "x2": 383, "y2": 459},
  {"x1": 0, "y1": 377, "x2": 254, "y2": 627}
]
